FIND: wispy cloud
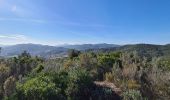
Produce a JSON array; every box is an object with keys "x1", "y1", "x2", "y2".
[
  {"x1": 11, "y1": 5, "x2": 17, "y2": 12},
  {"x1": 0, "y1": 16, "x2": 111, "y2": 28},
  {"x1": 0, "y1": 34, "x2": 65, "y2": 46},
  {"x1": 0, "y1": 0, "x2": 38, "y2": 18},
  {"x1": 54, "y1": 20, "x2": 112, "y2": 28},
  {"x1": 0, "y1": 17, "x2": 46, "y2": 23},
  {"x1": 0, "y1": 34, "x2": 28, "y2": 45},
  {"x1": 0, "y1": 34, "x2": 26, "y2": 40},
  {"x1": 0, "y1": 0, "x2": 110, "y2": 27},
  {"x1": 11, "y1": 5, "x2": 17, "y2": 13}
]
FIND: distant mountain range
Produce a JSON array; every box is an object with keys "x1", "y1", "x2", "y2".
[
  {"x1": 0, "y1": 45, "x2": 7, "y2": 47},
  {"x1": 60, "y1": 43, "x2": 120, "y2": 50},
  {"x1": 0, "y1": 43, "x2": 119, "y2": 58},
  {"x1": 1, "y1": 43, "x2": 170, "y2": 58}
]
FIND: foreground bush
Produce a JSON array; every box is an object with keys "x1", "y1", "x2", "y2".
[
  {"x1": 66, "y1": 68, "x2": 93, "y2": 100},
  {"x1": 16, "y1": 74, "x2": 63, "y2": 100},
  {"x1": 9, "y1": 67, "x2": 93, "y2": 100},
  {"x1": 122, "y1": 90, "x2": 145, "y2": 100}
]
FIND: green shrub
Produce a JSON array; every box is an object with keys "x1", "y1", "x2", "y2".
[
  {"x1": 66, "y1": 68, "x2": 93, "y2": 100},
  {"x1": 16, "y1": 74, "x2": 63, "y2": 100},
  {"x1": 122, "y1": 90, "x2": 146, "y2": 100}
]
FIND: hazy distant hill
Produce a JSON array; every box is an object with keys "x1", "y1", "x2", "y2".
[
  {"x1": 0, "y1": 44, "x2": 67, "y2": 57},
  {"x1": 1, "y1": 43, "x2": 170, "y2": 58},
  {"x1": 0, "y1": 45, "x2": 7, "y2": 47},
  {"x1": 0, "y1": 43, "x2": 119, "y2": 58},
  {"x1": 61, "y1": 43, "x2": 120, "y2": 50}
]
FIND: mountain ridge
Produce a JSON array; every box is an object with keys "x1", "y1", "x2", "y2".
[
  {"x1": 1, "y1": 43, "x2": 170, "y2": 58},
  {"x1": 0, "y1": 43, "x2": 119, "y2": 57}
]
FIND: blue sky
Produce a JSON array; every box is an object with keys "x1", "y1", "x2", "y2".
[{"x1": 0, "y1": 0, "x2": 170, "y2": 45}]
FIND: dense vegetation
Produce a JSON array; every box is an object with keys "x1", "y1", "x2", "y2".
[{"x1": 0, "y1": 45, "x2": 170, "y2": 100}]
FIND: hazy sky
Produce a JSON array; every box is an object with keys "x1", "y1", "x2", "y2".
[{"x1": 0, "y1": 0, "x2": 170, "y2": 45}]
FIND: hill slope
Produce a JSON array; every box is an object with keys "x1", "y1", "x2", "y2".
[
  {"x1": 0, "y1": 43, "x2": 119, "y2": 58},
  {"x1": 1, "y1": 44, "x2": 67, "y2": 57},
  {"x1": 88, "y1": 44, "x2": 170, "y2": 58},
  {"x1": 61, "y1": 43, "x2": 119, "y2": 50}
]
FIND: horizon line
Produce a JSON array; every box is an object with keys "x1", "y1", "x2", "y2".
[{"x1": 0, "y1": 42, "x2": 169, "y2": 47}]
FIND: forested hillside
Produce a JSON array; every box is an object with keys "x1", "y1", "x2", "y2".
[
  {"x1": 88, "y1": 44, "x2": 170, "y2": 58},
  {"x1": 0, "y1": 44, "x2": 170, "y2": 100}
]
